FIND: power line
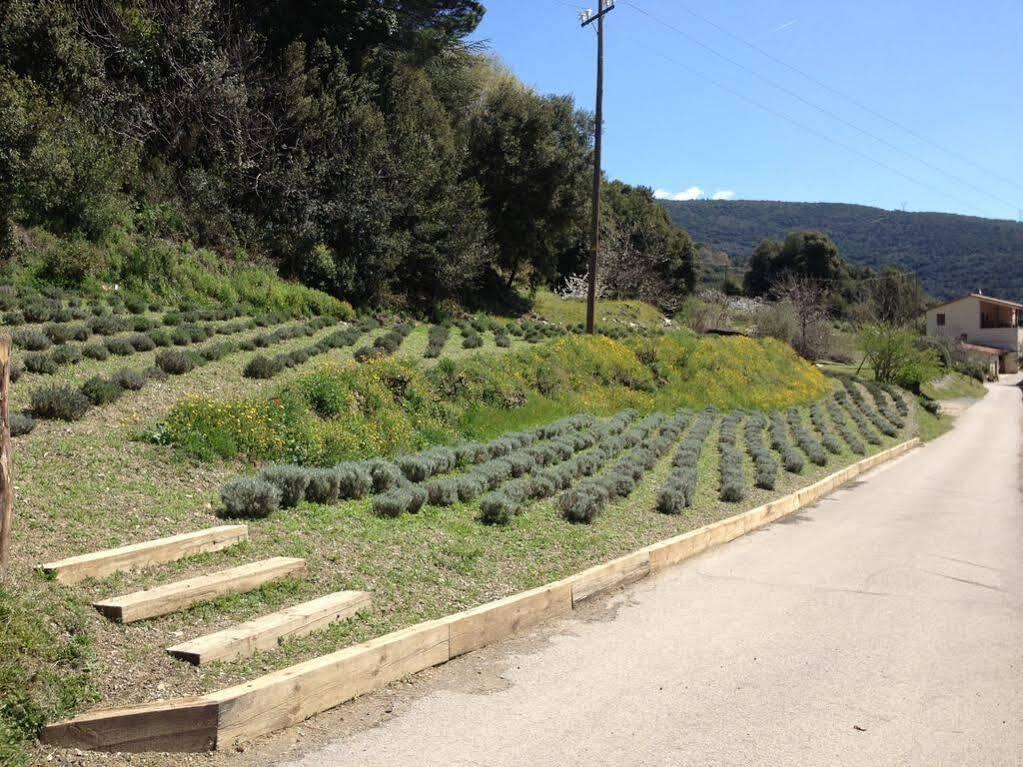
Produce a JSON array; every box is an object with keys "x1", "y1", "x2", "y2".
[
  {"x1": 622, "y1": 1, "x2": 1020, "y2": 215},
  {"x1": 622, "y1": 33, "x2": 984, "y2": 214},
  {"x1": 665, "y1": 2, "x2": 1023, "y2": 198}
]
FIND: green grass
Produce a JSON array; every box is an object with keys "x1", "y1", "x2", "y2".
[
  {"x1": 920, "y1": 371, "x2": 988, "y2": 400},
  {"x1": 529, "y1": 288, "x2": 666, "y2": 331},
  {"x1": 2, "y1": 308, "x2": 917, "y2": 767}
]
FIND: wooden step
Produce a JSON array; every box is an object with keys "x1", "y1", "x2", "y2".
[
  {"x1": 39, "y1": 525, "x2": 249, "y2": 585},
  {"x1": 167, "y1": 591, "x2": 372, "y2": 665},
  {"x1": 93, "y1": 557, "x2": 306, "y2": 624}
]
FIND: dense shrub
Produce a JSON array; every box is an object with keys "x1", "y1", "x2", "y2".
[
  {"x1": 89, "y1": 315, "x2": 125, "y2": 336},
  {"x1": 30, "y1": 386, "x2": 91, "y2": 421},
  {"x1": 657, "y1": 410, "x2": 713, "y2": 513},
  {"x1": 825, "y1": 396, "x2": 865, "y2": 454},
  {"x1": 9, "y1": 364, "x2": 23, "y2": 383},
  {"x1": 9, "y1": 412, "x2": 36, "y2": 437},
  {"x1": 155, "y1": 349, "x2": 195, "y2": 375},
  {"x1": 424, "y1": 324, "x2": 449, "y2": 358},
  {"x1": 51, "y1": 345, "x2": 82, "y2": 366},
  {"x1": 259, "y1": 464, "x2": 310, "y2": 508},
  {"x1": 744, "y1": 413, "x2": 779, "y2": 490},
  {"x1": 24, "y1": 354, "x2": 58, "y2": 375},
  {"x1": 13, "y1": 330, "x2": 51, "y2": 352},
  {"x1": 717, "y1": 413, "x2": 745, "y2": 502},
  {"x1": 479, "y1": 491, "x2": 519, "y2": 525},
  {"x1": 221, "y1": 477, "x2": 282, "y2": 518},
  {"x1": 834, "y1": 390, "x2": 882, "y2": 445},
  {"x1": 129, "y1": 333, "x2": 156, "y2": 352},
  {"x1": 243, "y1": 355, "x2": 282, "y2": 379},
  {"x1": 461, "y1": 331, "x2": 483, "y2": 349},
  {"x1": 105, "y1": 337, "x2": 135, "y2": 356},
  {"x1": 426, "y1": 478, "x2": 459, "y2": 506},
  {"x1": 336, "y1": 462, "x2": 373, "y2": 499},
  {"x1": 43, "y1": 324, "x2": 71, "y2": 345},
  {"x1": 304, "y1": 468, "x2": 341, "y2": 504},
  {"x1": 81, "y1": 376, "x2": 122, "y2": 406},
  {"x1": 788, "y1": 409, "x2": 827, "y2": 466},
  {"x1": 838, "y1": 377, "x2": 897, "y2": 438},
  {"x1": 769, "y1": 412, "x2": 805, "y2": 473},
  {"x1": 112, "y1": 368, "x2": 146, "y2": 391},
  {"x1": 559, "y1": 480, "x2": 608, "y2": 523},
  {"x1": 809, "y1": 403, "x2": 843, "y2": 454},
  {"x1": 82, "y1": 342, "x2": 110, "y2": 360},
  {"x1": 371, "y1": 484, "x2": 427, "y2": 517}
]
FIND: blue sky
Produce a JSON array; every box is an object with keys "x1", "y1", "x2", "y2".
[{"x1": 471, "y1": 0, "x2": 1023, "y2": 221}]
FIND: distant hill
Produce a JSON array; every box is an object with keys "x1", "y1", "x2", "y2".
[{"x1": 661, "y1": 200, "x2": 1023, "y2": 301}]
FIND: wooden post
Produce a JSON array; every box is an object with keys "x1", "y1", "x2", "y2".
[{"x1": 0, "y1": 334, "x2": 12, "y2": 569}]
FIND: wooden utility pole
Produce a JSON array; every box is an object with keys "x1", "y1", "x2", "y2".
[
  {"x1": 0, "y1": 334, "x2": 11, "y2": 569},
  {"x1": 581, "y1": 0, "x2": 614, "y2": 334}
]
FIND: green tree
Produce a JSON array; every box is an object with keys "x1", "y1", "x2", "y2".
[{"x1": 467, "y1": 78, "x2": 592, "y2": 287}]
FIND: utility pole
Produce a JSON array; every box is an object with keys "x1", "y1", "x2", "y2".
[
  {"x1": 0, "y1": 334, "x2": 12, "y2": 570},
  {"x1": 581, "y1": 0, "x2": 614, "y2": 334}
]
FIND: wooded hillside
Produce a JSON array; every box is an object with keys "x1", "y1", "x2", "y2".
[
  {"x1": 662, "y1": 200, "x2": 1023, "y2": 301},
  {"x1": 0, "y1": 1, "x2": 694, "y2": 311}
]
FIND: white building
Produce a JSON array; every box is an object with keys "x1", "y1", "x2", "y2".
[{"x1": 925, "y1": 293, "x2": 1022, "y2": 375}]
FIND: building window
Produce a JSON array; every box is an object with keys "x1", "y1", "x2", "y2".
[{"x1": 936, "y1": 313, "x2": 945, "y2": 326}]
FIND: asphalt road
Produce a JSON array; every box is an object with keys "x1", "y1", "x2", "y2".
[{"x1": 283, "y1": 378, "x2": 1023, "y2": 767}]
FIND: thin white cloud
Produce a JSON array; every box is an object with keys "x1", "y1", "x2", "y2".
[
  {"x1": 653, "y1": 186, "x2": 705, "y2": 201},
  {"x1": 770, "y1": 19, "x2": 797, "y2": 33},
  {"x1": 711, "y1": 190, "x2": 736, "y2": 200}
]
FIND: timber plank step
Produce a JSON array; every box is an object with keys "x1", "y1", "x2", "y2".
[
  {"x1": 39, "y1": 525, "x2": 249, "y2": 585},
  {"x1": 94, "y1": 557, "x2": 306, "y2": 624},
  {"x1": 167, "y1": 590, "x2": 372, "y2": 665}
]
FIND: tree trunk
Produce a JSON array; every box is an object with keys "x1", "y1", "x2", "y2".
[{"x1": 0, "y1": 334, "x2": 11, "y2": 569}]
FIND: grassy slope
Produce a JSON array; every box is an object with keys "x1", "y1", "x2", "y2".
[
  {"x1": 529, "y1": 289, "x2": 666, "y2": 330},
  {"x1": 6, "y1": 308, "x2": 922, "y2": 767},
  {"x1": 920, "y1": 371, "x2": 988, "y2": 400}
]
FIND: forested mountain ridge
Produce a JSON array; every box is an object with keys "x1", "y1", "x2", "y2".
[{"x1": 663, "y1": 200, "x2": 1023, "y2": 301}]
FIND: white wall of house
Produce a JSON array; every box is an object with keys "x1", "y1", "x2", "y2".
[{"x1": 925, "y1": 295, "x2": 1023, "y2": 353}]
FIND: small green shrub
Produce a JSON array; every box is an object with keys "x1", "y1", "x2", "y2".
[
  {"x1": 336, "y1": 462, "x2": 373, "y2": 499},
  {"x1": 9, "y1": 412, "x2": 36, "y2": 437},
  {"x1": 105, "y1": 337, "x2": 134, "y2": 355},
  {"x1": 129, "y1": 333, "x2": 156, "y2": 352},
  {"x1": 43, "y1": 324, "x2": 71, "y2": 345},
  {"x1": 51, "y1": 345, "x2": 82, "y2": 366},
  {"x1": 366, "y1": 459, "x2": 403, "y2": 493},
  {"x1": 82, "y1": 342, "x2": 109, "y2": 360},
  {"x1": 304, "y1": 468, "x2": 341, "y2": 504},
  {"x1": 259, "y1": 464, "x2": 310, "y2": 508},
  {"x1": 243, "y1": 355, "x2": 282, "y2": 379},
  {"x1": 155, "y1": 349, "x2": 195, "y2": 375},
  {"x1": 426, "y1": 478, "x2": 459, "y2": 506},
  {"x1": 81, "y1": 376, "x2": 122, "y2": 406},
  {"x1": 479, "y1": 491, "x2": 518, "y2": 525},
  {"x1": 24, "y1": 354, "x2": 58, "y2": 375},
  {"x1": 112, "y1": 368, "x2": 146, "y2": 391},
  {"x1": 13, "y1": 330, "x2": 51, "y2": 351},
  {"x1": 221, "y1": 477, "x2": 282, "y2": 518},
  {"x1": 30, "y1": 385, "x2": 91, "y2": 421}
]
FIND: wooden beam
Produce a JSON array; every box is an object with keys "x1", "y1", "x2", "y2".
[
  {"x1": 211, "y1": 619, "x2": 451, "y2": 748},
  {"x1": 40, "y1": 525, "x2": 249, "y2": 585},
  {"x1": 0, "y1": 334, "x2": 11, "y2": 570},
  {"x1": 569, "y1": 550, "x2": 650, "y2": 606},
  {"x1": 41, "y1": 697, "x2": 218, "y2": 753},
  {"x1": 447, "y1": 580, "x2": 573, "y2": 658},
  {"x1": 93, "y1": 557, "x2": 306, "y2": 624},
  {"x1": 167, "y1": 590, "x2": 372, "y2": 665}
]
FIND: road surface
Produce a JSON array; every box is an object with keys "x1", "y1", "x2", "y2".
[{"x1": 282, "y1": 377, "x2": 1023, "y2": 767}]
